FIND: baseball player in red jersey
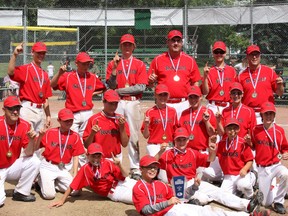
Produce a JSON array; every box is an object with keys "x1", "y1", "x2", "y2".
[
  {"x1": 133, "y1": 155, "x2": 267, "y2": 216},
  {"x1": 106, "y1": 34, "x2": 148, "y2": 179},
  {"x1": 217, "y1": 82, "x2": 256, "y2": 138},
  {"x1": 247, "y1": 102, "x2": 288, "y2": 214},
  {"x1": 49, "y1": 143, "x2": 137, "y2": 208},
  {"x1": 217, "y1": 117, "x2": 256, "y2": 199},
  {"x1": 178, "y1": 85, "x2": 216, "y2": 151},
  {"x1": 83, "y1": 90, "x2": 130, "y2": 161},
  {"x1": 202, "y1": 41, "x2": 238, "y2": 114},
  {"x1": 51, "y1": 52, "x2": 106, "y2": 137},
  {"x1": 238, "y1": 45, "x2": 284, "y2": 124},
  {"x1": 0, "y1": 96, "x2": 40, "y2": 207},
  {"x1": 148, "y1": 30, "x2": 201, "y2": 119},
  {"x1": 141, "y1": 84, "x2": 178, "y2": 155},
  {"x1": 7, "y1": 42, "x2": 52, "y2": 132},
  {"x1": 156, "y1": 127, "x2": 259, "y2": 213},
  {"x1": 34, "y1": 108, "x2": 85, "y2": 200}
]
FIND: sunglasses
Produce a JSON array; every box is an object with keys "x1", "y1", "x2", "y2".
[
  {"x1": 230, "y1": 91, "x2": 242, "y2": 96},
  {"x1": 5, "y1": 106, "x2": 21, "y2": 112},
  {"x1": 213, "y1": 50, "x2": 225, "y2": 55},
  {"x1": 169, "y1": 38, "x2": 182, "y2": 43}
]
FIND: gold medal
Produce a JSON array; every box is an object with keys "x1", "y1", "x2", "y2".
[
  {"x1": 252, "y1": 92, "x2": 257, "y2": 98},
  {"x1": 58, "y1": 162, "x2": 65, "y2": 169},
  {"x1": 219, "y1": 90, "x2": 225, "y2": 96},
  {"x1": 82, "y1": 100, "x2": 87, "y2": 106},
  {"x1": 6, "y1": 150, "x2": 12, "y2": 158},
  {"x1": 189, "y1": 134, "x2": 194, "y2": 140},
  {"x1": 162, "y1": 134, "x2": 167, "y2": 140},
  {"x1": 125, "y1": 82, "x2": 130, "y2": 88},
  {"x1": 173, "y1": 75, "x2": 180, "y2": 82},
  {"x1": 39, "y1": 91, "x2": 43, "y2": 98},
  {"x1": 277, "y1": 153, "x2": 282, "y2": 160}
]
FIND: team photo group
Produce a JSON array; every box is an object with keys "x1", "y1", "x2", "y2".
[{"x1": 1, "y1": 29, "x2": 288, "y2": 216}]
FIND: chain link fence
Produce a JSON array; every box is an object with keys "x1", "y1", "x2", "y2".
[{"x1": 1, "y1": 1, "x2": 288, "y2": 102}]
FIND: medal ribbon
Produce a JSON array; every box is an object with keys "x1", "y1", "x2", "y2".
[
  {"x1": 168, "y1": 52, "x2": 181, "y2": 75},
  {"x1": 215, "y1": 65, "x2": 225, "y2": 88},
  {"x1": 4, "y1": 120, "x2": 18, "y2": 147},
  {"x1": 157, "y1": 105, "x2": 168, "y2": 133},
  {"x1": 76, "y1": 71, "x2": 87, "y2": 100},
  {"x1": 189, "y1": 106, "x2": 202, "y2": 133},
  {"x1": 101, "y1": 110, "x2": 119, "y2": 120},
  {"x1": 248, "y1": 65, "x2": 262, "y2": 92},
  {"x1": 173, "y1": 147, "x2": 186, "y2": 156},
  {"x1": 31, "y1": 63, "x2": 44, "y2": 89},
  {"x1": 225, "y1": 136, "x2": 238, "y2": 151},
  {"x1": 93, "y1": 166, "x2": 101, "y2": 179},
  {"x1": 231, "y1": 104, "x2": 243, "y2": 119},
  {"x1": 140, "y1": 179, "x2": 156, "y2": 205},
  {"x1": 263, "y1": 124, "x2": 278, "y2": 150},
  {"x1": 58, "y1": 129, "x2": 70, "y2": 161},
  {"x1": 121, "y1": 57, "x2": 133, "y2": 84}
]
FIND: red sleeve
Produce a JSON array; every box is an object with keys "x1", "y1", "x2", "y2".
[{"x1": 70, "y1": 165, "x2": 89, "y2": 190}]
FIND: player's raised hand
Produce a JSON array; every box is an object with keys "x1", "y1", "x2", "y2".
[
  {"x1": 144, "y1": 114, "x2": 150, "y2": 125},
  {"x1": 276, "y1": 76, "x2": 284, "y2": 85},
  {"x1": 111, "y1": 152, "x2": 121, "y2": 165},
  {"x1": 27, "y1": 128, "x2": 37, "y2": 140},
  {"x1": 215, "y1": 106, "x2": 222, "y2": 122},
  {"x1": 202, "y1": 108, "x2": 210, "y2": 122},
  {"x1": 14, "y1": 42, "x2": 24, "y2": 55},
  {"x1": 160, "y1": 142, "x2": 169, "y2": 152},
  {"x1": 112, "y1": 50, "x2": 120, "y2": 69},
  {"x1": 58, "y1": 64, "x2": 68, "y2": 75},
  {"x1": 203, "y1": 62, "x2": 210, "y2": 77},
  {"x1": 208, "y1": 135, "x2": 217, "y2": 151},
  {"x1": 117, "y1": 116, "x2": 126, "y2": 128},
  {"x1": 91, "y1": 119, "x2": 101, "y2": 134},
  {"x1": 148, "y1": 69, "x2": 158, "y2": 84},
  {"x1": 244, "y1": 129, "x2": 252, "y2": 146}
]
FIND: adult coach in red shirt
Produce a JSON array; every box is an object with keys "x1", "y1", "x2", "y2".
[
  {"x1": 202, "y1": 41, "x2": 238, "y2": 114},
  {"x1": 106, "y1": 34, "x2": 148, "y2": 179},
  {"x1": 51, "y1": 52, "x2": 105, "y2": 137},
  {"x1": 0, "y1": 96, "x2": 40, "y2": 207},
  {"x1": 148, "y1": 30, "x2": 201, "y2": 119},
  {"x1": 7, "y1": 42, "x2": 52, "y2": 132},
  {"x1": 238, "y1": 45, "x2": 284, "y2": 124}
]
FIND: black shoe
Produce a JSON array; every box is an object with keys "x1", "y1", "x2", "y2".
[
  {"x1": 247, "y1": 191, "x2": 259, "y2": 213},
  {"x1": 12, "y1": 192, "x2": 36, "y2": 202},
  {"x1": 32, "y1": 182, "x2": 41, "y2": 192},
  {"x1": 273, "y1": 202, "x2": 286, "y2": 214},
  {"x1": 285, "y1": 193, "x2": 288, "y2": 199},
  {"x1": 186, "y1": 198, "x2": 201, "y2": 206},
  {"x1": 0, "y1": 203, "x2": 4, "y2": 208}
]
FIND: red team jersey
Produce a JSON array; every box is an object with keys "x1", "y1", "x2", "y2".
[
  {"x1": 133, "y1": 180, "x2": 174, "y2": 216},
  {"x1": 10, "y1": 63, "x2": 52, "y2": 103},
  {"x1": 217, "y1": 136, "x2": 254, "y2": 175},
  {"x1": 141, "y1": 105, "x2": 178, "y2": 144},
  {"x1": 252, "y1": 124, "x2": 288, "y2": 166},
  {"x1": 148, "y1": 52, "x2": 201, "y2": 99},
  {"x1": 70, "y1": 159, "x2": 125, "y2": 197},
  {"x1": 106, "y1": 57, "x2": 148, "y2": 97},
  {"x1": 159, "y1": 148, "x2": 209, "y2": 182},
  {"x1": 40, "y1": 128, "x2": 85, "y2": 164},
  {"x1": 221, "y1": 104, "x2": 256, "y2": 138},
  {"x1": 238, "y1": 65, "x2": 278, "y2": 110},
  {"x1": 203, "y1": 65, "x2": 237, "y2": 102},
  {"x1": 0, "y1": 116, "x2": 31, "y2": 168},
  {"x1": 83, "y1": 112, "x2": 130, "y2": 158},
  {"x1": 54, "y1": 71, "x2": 105, "y2": 112},
  {"x1": 178, "y1": 106, "x2": 216, "y2": 151}
]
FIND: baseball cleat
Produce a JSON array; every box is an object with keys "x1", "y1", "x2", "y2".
[
  {"x1": 273, "y1": 202, "x2": 286, "y2": 214},
  {"x1": 250, "y1": 209, "x2": 270, "y2": 216},
  {"x1": 12, "y1": 192, "x2": 36, "y2": 202},
  {"x1": 247, "y1": 191, "x2": 260, "y2": 213}
]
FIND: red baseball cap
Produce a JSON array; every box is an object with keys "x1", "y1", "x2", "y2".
[
  {"x1": 58, "y1": 108, "x2": 74, "y2": 121},
  {"x1": 246, "y1": 45, "x2": 261, "y2": 55},
  {"x1": 224, "y1": 117, "x2": 240, "y2": 128},
  {"x1": 188, "y1": 86, "x2": 202, "y2": 97},
  {"x1": 120, "y1": 34, "x2": 136, "y2": 46},
  {"x1": 230, "y1": 82, "x2": 243, "y2": 93},
  {"x1": 173, "y1": 127, "x2": 189, "y2": 140},
  {"x1": 140, "y1": 155, "x2": 160, "y2": 167},
  {"x1": 212, "y1": 41, "x2": 226, "y2": 52},
  {"x1": 260, "y1": 102, "x2": 276, "y2": 114},
  {"x1": 76, "y1": 52, "x2": 93, "y2": 63},
  {"x1": 103, "y1": 89, "x2": 120, "y2": 102},
  {"x1": 4, "y1": 96, "x2": 21, "y2": 107},
  {"x1": 155, "y1": 84, "x2": 169, "y2": 95},
  {"x1": 32, "y1": 42, "x2": 47, "y2": 52},
  {"x1": 87, "y1": 143, "x2": 103, "y2": 155},
  {"x1": 167, "y1": 30, "x2": 183, "y2": 40}
]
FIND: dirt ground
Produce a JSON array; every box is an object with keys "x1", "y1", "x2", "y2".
[{"x1": 1, "y1": 95, "x2": 288, "y2": 216}]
